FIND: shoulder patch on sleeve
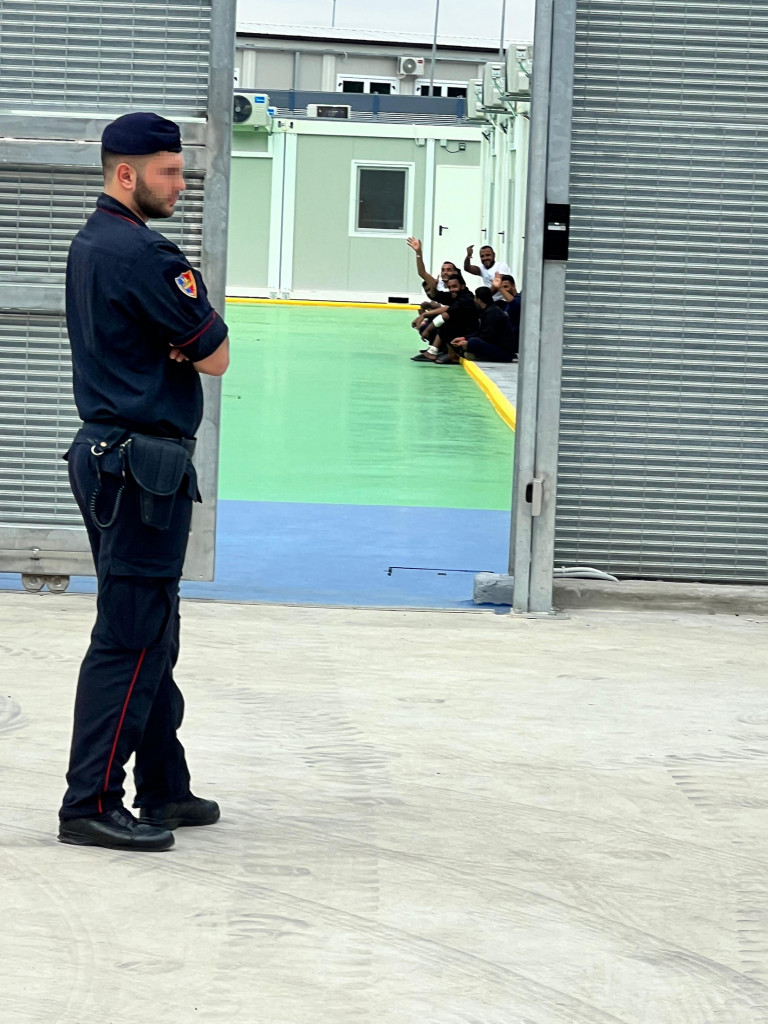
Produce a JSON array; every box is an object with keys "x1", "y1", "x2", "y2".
[{"x1": 174, "y1": 270, "x2": 198, "y2": 299}]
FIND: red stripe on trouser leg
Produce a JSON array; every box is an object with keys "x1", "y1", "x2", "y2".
[{"x1": 98, "y1": 648, "x2": 146, "y2": 814}]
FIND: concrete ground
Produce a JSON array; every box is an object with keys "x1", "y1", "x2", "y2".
[
  {"x1": 2, "y1": 590, "x2": 768, "y2": 1024},
  {"x1": 474, "y1": 358, "x2": 518, "y2": 405}
]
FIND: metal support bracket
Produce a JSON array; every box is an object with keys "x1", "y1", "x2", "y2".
[
  {"x1": 543, "y1": 203, "x2": 570, "y2": 260},
  {"x1": 525, "y1": 477, "x2": 544, "y2": 516}
]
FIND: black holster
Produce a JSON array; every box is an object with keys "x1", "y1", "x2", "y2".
[{"x1": 124, "y1": 434, "x2": 194, "y2": 531}]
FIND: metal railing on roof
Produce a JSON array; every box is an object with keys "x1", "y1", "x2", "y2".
[{"x1": 256, "y1": 89, "x2": 470, "y2": 125}]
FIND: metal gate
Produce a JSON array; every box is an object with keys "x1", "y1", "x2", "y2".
[
  {"x1": 555, "y1": 0, "x2": 768, "y2": 583},
  {"x1": 0, "y1": 0, "x2": 235, "y2": 584}
]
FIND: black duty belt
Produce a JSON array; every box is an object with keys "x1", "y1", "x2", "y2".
[{"x1": 77, "y1": 422, "x2": 196, "y2": 457}]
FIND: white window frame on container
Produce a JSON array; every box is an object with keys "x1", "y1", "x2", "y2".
[
  {"x1": 415, "y1": 80, "x2": 468, "y2": 98},
  {"x1": 336, "y1": 75, "x2": 399, "y2": 95},
  {"x1": 349, "y1": 160, "x2": 414, "y2": 238}
]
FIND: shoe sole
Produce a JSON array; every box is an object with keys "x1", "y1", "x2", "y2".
[
  {"x1": 58, "y1": 832, "x2": 174, "y2": 852},
  {"x1": 140, "y1": 810, "x2": 221, "y2": 831}
]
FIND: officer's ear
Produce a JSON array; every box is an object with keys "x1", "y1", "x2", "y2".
[
  {"x1": 101, "y1": 150, "x2": 142, "y2": 190},
  {"x1": 112, "y1": 161, "x2": 140, "y2": 191}
]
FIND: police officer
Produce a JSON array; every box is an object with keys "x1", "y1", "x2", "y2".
[{"x1": 58, "y1": 112, "x2": 229, "y2": 852}]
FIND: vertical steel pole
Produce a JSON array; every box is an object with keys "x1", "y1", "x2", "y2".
[
  {"x1": 429, "y1": 0, "x2": 441, "y2": 96},
  {"x1": 511, "y1": 109, "x2": 529, "y2": 281},
  {"x1": 187, "y1": 0, "x2": 236, "y2": 581},
  {"x1": 528, "y1": 0, "x2": 578, "y2": 613},
  {"x1": 423, "y1": 137, "x2": 437, "y2": 272},
  {"x1": 293, "y1": 50, "x2": 301, "y2": 89},
  {"x1": 267, "y1": 131, "x2": 287, "y2": 294},
  {"x1": 509, "y1": 0, "x2": 555, "y2": 612},
  {"x1": 487, "y1": 117, "x2": 498, "y2": 244},
  {"x1": 202, "y1": 0, "x2": 236, "y2": 314},
  {"x1": 498, "y1": 0, "x2": 507, "y2": 59}
]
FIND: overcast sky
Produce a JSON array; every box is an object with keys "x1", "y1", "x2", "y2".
[{"x1": 236, "y1": 0, "x2": 535, "y2": 46}]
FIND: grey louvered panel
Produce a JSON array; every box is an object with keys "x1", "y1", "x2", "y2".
[
  {"x1": 567, "y1": 124, "x2": 768, "y2": 284},
  {"x1": 0, "y1": 0, "x2": 210, "y2": 116},
  {"x1": 0, "y1": 168, "x2": 204, "y2": 279},
  {"x1": 0, "y1": 314, "x2": 81, "y2": 527},
  {"x1": 0, "y1": 0, "x2": 233, "y2": 582},
  {"x1": 555, "y1": 0, "x2": 768, "y2": 583},
  {"x1": 573, "y1": 1, "x2": 768, "y2": 123}
]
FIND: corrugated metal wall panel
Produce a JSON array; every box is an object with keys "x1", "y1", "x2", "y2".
[
  {"x1": 0, "y1": 168, "x2": 204, "y2": 278},
  {"x1": 0, "y1": 315, "x2": 81, "y2": 526},
  {"x1": 0, "y1": 0, "x2": 234, "y2": 582},
  {"x1": 0, "y1": 0, "x2": 210, "y2": 115},
  {"x1": 555, "y1": 0, "x2": 768, "y2": 582}
]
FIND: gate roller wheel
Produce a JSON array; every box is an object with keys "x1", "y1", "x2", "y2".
[
  {"x1": 21, "y1": 574, "x2": 45, "y2": 593},
  {"x1": 46, "y1": 576, "x2": 71, "y2": 594}
]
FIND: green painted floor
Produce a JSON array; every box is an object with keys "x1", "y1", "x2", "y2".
[{"x1": 220, "y1": 304, "x2": 514, "y2": 511}]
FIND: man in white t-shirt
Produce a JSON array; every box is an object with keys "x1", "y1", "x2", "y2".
[{"x1": 463, "y1": 244, "x2": 512, "y2": 303}]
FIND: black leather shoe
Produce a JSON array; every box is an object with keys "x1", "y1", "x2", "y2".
[
  {"x1": 58, "y1": 807, "x2": 174, "y2": 852},
  {"x1": 139, "y1": 795, "x2": 220, "y2": 830}
]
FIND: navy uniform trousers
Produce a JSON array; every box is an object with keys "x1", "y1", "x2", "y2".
[{"x1": 59, "y1": 434, "x2": 194, "y2": 820}]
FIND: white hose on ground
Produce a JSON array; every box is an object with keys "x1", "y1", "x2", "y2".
[{"x1": 553, "y1": 566, "x2": 620, "y2": 583}]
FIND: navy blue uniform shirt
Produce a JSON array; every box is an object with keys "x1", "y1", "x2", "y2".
[{"x1": 66, "y1": 194, "x2": 228, "y2": 439}]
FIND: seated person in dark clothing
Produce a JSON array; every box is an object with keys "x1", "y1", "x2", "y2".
[
  {"x1": 495, "y1": 273, "x2": 521, "y2": 324},
  {"x1": 412, "y1": 274, "x2": 479, "y2": 362},
  {"x1": 495, "y1": 272, "x2": 521, "y2": 353},
  {"x1": 412, "y1": 271, "x2": 463, "y2": 356},
  {"x1": 449, "y1": 286, "x2": 517, "y2": 363}
]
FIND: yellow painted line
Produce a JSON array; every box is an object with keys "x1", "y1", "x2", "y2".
[
  {"x1": 226, "y1": 297, "x2": 419, "y2": 310},
  {"x1": 460, "y1": 357, "x2": 517, "y2": 432}
]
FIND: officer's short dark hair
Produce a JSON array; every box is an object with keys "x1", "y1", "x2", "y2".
[
  {"x1": 101, "y1": 148, "x2": 144, "y2": 178},
  {"x1": 500, "y1": 274, "x2": 516, "y2": 287},
  {"x1": 446, "y1": 273, "x2": 465, "y2": 287},
  {"x1": 475, "y1": 286, "x2": 494, "y2": 305}
]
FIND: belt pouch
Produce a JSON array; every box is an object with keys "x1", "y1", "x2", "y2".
[{"x1": 125, "y1": 434, "x2": 190, "y2": 530}]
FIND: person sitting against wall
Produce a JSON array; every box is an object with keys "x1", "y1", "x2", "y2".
[
  {"x1": 495, "y1": 272, "x2": 521, "y2": 350},
  {"x1": 448, "y1": 286, "x2": 518, "y2": 363},
  {"x1": 463, "y1": 243, "x2": 512, "y2": 303},
  {"x1": 411, "y1": 271, "x2": 461, "y2": 352},
  {"x1": 412, "y1": 274, "x2": 479, "y2": 363},
  {"x1": 406, "y1": 237, "x2": 458, "y2": 330}
]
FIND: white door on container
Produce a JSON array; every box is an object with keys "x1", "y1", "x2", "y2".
[{"x1": 430, "y1": 165, "x2": 483, "y2": 274}]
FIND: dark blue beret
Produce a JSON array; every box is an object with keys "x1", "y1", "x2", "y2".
[{"x1": 101, "y1": 112, "x2": 182, "y2": 155}]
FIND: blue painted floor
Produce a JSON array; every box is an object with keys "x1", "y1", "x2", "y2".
[{"x1": 0, "y1": 499, "x2": 512, "y2": 608}]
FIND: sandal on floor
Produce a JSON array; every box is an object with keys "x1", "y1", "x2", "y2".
[{"x1": 411, "y1": 352, "x2": 436, "y2": 361}]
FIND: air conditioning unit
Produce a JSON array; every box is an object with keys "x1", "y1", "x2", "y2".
[
  {"x1": 233, "y1": 92, "x2": 273, "y2": 129},
  {"x1": 506, "y1": 45, "x2": 532, "y2": 96},
  {"x1": 481, "y1": 62, "x2": 506, "y2": 109},
  {"x1": 306, "y1": 103, "x2": 351, "y2": 119},
  {"x1": 466, "y1": 79, "x2": 486, "y2": 120},
  {"x1": 398, "y1": 55, "x2": 425, "y2": 76}
]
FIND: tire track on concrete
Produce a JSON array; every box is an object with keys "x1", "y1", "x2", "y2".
[
  {"x1": 266, "y1": 814, "x2": 768, "y2": 1019},
  {"x1": 157, "y1": 848, "x2": 748, "y2": 1024},
  {"x1": 0, "y1": 843, "x2": 100, "y2": 1024},
  {"x1": 0, "y1": 695, "x2": 29, "y2": 735},
  {"x1": 659, "y1": 708, "x2": 768, "y2": 1024},
  {"x1": 196, "y1": 688, "x2": 394, "y2": 1022}
]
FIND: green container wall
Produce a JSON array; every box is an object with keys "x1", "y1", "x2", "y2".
[
  {"x1": 293, "y1": 135, "x2": 426, "y2": 295},
  {"x1": 226, "y1": 131, "x2": 481, "y2": 298},
  {"x1": 227, "y1": 151, "x2": 272, "y2": 291}
]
